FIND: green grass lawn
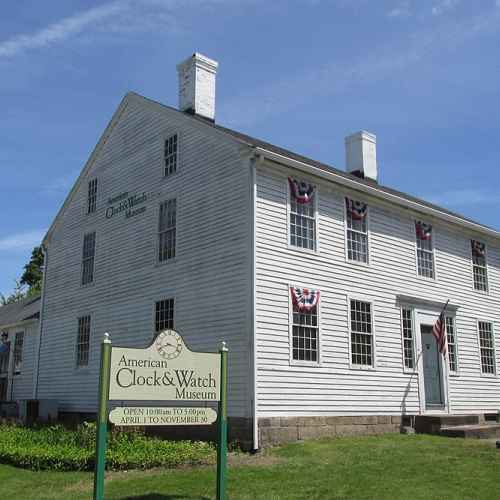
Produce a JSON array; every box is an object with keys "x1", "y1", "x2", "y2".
[{"x1": 1, "y1": 434, "x2": 499, "y2": 499}]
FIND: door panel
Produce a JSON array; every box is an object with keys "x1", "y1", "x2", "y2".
[{"x1": 421, "y1": 325, "x2": 443, "y2": 406}]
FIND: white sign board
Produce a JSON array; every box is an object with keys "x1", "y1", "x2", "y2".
[
  {"x1": 109, "y1": 330, "x2": 220, "y2": 402},
  {"x1": 109, "y1": 407, "x2": 218, "y2": 426}
]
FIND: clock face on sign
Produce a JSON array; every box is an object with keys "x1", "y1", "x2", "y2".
[{"x1": 156, "y1": 330, "x2": 183, "y2": 360}]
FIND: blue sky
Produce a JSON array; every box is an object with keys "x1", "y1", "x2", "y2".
[{"x1": 1, "y1": 0, "x2": 500, "y2": 296}]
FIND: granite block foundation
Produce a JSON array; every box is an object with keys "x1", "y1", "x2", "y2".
[{"x1": 259, "y1": 415, "x2": 403, "y2": 446}]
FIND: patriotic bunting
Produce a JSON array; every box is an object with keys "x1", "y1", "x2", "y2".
[
  {"x1": 290, "y1": 286, "x2": 320, "y2": 312},
  {"x1": 415, "y1": 221, "x2": 432, "y2": 240},
  {"x1": 471, "y1": 240, "x2": 486, "y2": 258},
  {"x1": 288, "y1": 177, "x2": 314, "y2": 204},
  {"x1": 345, "y1": 197, "x2": 367, "y2": 220}
]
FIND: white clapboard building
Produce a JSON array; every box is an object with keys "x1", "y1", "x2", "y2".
[{"x1": 33, "y1": 53, "x2": 500, "y2": 449}]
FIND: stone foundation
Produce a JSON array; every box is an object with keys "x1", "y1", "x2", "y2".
[{"x1": 259, "y1": 415, "x2": 404, "y2": 446}]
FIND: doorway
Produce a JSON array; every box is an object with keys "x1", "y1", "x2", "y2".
[{"x1": 421, "y1": 324, "x2": 444, "y2": 408}]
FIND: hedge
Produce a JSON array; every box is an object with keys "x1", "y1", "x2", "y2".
[{"x1": 0, "y1": 423, "x2": 214, "y2": 471}]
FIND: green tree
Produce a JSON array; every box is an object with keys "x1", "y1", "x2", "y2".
[
  {"x1": 20, "y1": 246, "x2": 44, "y2": 296},
  {"x1": 0, "y1": 280, "x2": 26, "y2": 305}
]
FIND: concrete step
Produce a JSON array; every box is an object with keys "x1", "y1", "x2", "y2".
[
  {"x1": 439, "y1": 424, "x2": 500, "y2": 439},
  {"x1": 415, "y1": 414, "x2": 480, "y2": 434}
]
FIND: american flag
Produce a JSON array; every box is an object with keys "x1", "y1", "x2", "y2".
[{"x1": 432, "y1": 301, "x2": 449, "y2": 356}]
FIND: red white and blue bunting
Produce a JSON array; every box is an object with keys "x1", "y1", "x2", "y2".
[
  {"x1": 290, "y1": 286, "x2": 320, "y2": 312},
  {"x1": 288, "y1": 177, "x2": 314, "y2": 204},
  {"x1": 415, "y1": 221, "x2": 432, "y2": 240},
  {"x1": 471, "y1": 240, "x2": 486, "y2": 258},
  {"x1": 345, "y1": 197, "x2": 367, "y2": 220}
]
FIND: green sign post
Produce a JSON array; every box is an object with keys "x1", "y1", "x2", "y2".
[
  {"x1": 92, "y1": 331, "x2": 228, "y2": 500},
  {"x1": 93, "y1": 333, "x2": 111, "y2": 500},
  {"x1": 217, "y1": 342, "x2": 228, "y2": 500}
]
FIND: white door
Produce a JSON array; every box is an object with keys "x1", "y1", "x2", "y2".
[{"x1": 421, "y1": 325, "x2": 443, "y2": 407}]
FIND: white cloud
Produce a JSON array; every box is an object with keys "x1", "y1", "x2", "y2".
[
  {"x1": 423, "y1": 189, "x2": 500, "y2": 207},
  {"x1": 0, "y1": 2, "x2": 127, "y2": 58},
  {"x1": 388, "y1": 1, "x2": 411, "y2": 18},
  {"x1": 431, "y1": 0, "x2": 460, "y2": 16},
  {"x1": 0, "y1": 0, "x2": 251, "y2": 59},
  {"x1": 0, "y1": 230, "x2": 45, "y2": 252}
]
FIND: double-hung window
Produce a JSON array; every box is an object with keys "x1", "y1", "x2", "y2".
[
  {"x1": 290, "y1": 287, "x2": 319, "y2": 363},
  {"x1": 158, "y1": 199, "x2": 176, "y2": 262},
  {"x1": 415, "y1": 221, "x2": 434, "y2": 279},
  {"x1": 401, "y1": 308, "x2": 415, "y2": 370},
  {"x1": 76, "y1": 316, "x2": 91, "y2": 367},
  {"x1": 164, "y1": 134, "x2": 178, "y2": 177},
  {"x1": 155, "y1": 298, "x2": 175, "y2": 334},
  {"x1": 478, "y1": 321, "x2": 496, "y2": 375},
  {"x1": 471, "y1": 240, "x2": 488, "y2": 292},
  {"x1": 446, "y1": 317, "x2": 458, "y2": 374},
  {"x1": 345, "y1": 198, "x2": 368, "y2": 263},
  {"x1": 87, "y1": 178, "x2": 98, "y2": 214},
  {"x1": 13, "y1": 332, "x2": 24, "y2": 375},
  {"x1": 288, "y1": 177, "x2": 316, "y2": 251},
  {"x1": 81, "y1": 232, "x2": 96, "y2": 285},
  {"x1": 350, "y1": 299, "x2": 374, "y2": 367}
]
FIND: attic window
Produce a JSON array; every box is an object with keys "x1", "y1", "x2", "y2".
[
  {"x1": 164, "y1": 134, "x2": 178, "y2": 177},
  {"x1": 87, "y1": 178, "x2": 98, "y2": 214}
]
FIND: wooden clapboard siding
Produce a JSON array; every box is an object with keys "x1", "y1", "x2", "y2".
[
  {"x1": 255, "y1": 161, "x2": 500, "y2": 416},
  {"x1": 38, "y1": 95, "x2": 252, "y2": 416}
]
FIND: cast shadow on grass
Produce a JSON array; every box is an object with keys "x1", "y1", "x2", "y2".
[{"x1": 122, "y1": 495, "x2": 210, "y2": 500}]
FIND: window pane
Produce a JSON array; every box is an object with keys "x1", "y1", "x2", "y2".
[
  {"x1": 158, "y1": 199, "x2": 176, "y2": 261},
  {"x1": 81, "y1": 232, "x2": 96, "y2": 285},
  {"x1": 291, "y1": 300, "x2": 319, "y2": 362},
  {"x1": 478, "y1": 321, "x2": 495, "y2": 374},
  {"x1": 76, "y1": 316, "x2": 91, "y2": 367},
  {"x1": 350, "y1": 300, "x2": 373, "y2": 366},
  {"x1": 87, "y1": 178, "x2": 98, "y2": 214},
  {"x1": 445, "y1": 317, "x2": 457, "y2": 373},
  {"x1": 164, "y1": 134, "x2": 178, "y2": 177},
  {"x1": 402, "y1": 308, "x2": 414, "y2": 369},
  {"x1": 13, "y1": 332, "x2": 24, "y2": 374},
  {"x1": 155, "y1": 298, "x2": 175, "y2": 333},
  {"x1": 289, "y1": 184, "x2": 316, "y2": 251}
]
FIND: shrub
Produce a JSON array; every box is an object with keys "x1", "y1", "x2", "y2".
[{"x1": 0, "y1": 423, "x2": 214, "y2": 471}]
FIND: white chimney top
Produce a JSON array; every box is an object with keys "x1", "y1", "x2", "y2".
[
  {"x1": 176, "y1": 52, "x2": 219, "y2": 121},
  {"x1": 345, "y1": 131, "x2": 378, "y2": 182}
]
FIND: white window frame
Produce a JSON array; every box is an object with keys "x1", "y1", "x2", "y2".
[
  {"x1": 470, "y1": 240, "x2": 489, "y2": 294},
  {"x1": 477, "y1": 320, "x2": 497, "y2": 377},
  {"x1": 163, "y1": 133, "x2": 179, "y2": 178},
  {"x1": 13, "y1": 331, "x2": 24, "y2": 375},
  {"x1": 286, "y1": 177, "x2": 319, "y2": 254},
  {"x1": 154, "y1": 297, "x2": 175, "y2": 336},
  {"x1": 75, "y1": 315, "x2": 91, "y2": 368},
  {"x1": 445, "y1": 316, "x2": 459, "y2": 376},
  {"x1": 348, "y1": 295, "x2": 376, "y2": 370},
  {"x1": 81, "y1": 231, "x2": 96, "y2": 286},
  {"x1": 414, "y1": 222, "x2": 437, "y2": 281},
  {"x1": 343, "y1": 197, "x2": 370, "y2": 266},
  {"x1": 400, "y1": 307, "x2": 416, "y2": 373},
  {"x1": 288, "y1": 283, "x2": 321, "y2": 367},
  {"x1": 87, "y1": 178, "x2": 98, "y2": 214},
  {"x1": 157, "y1": 198, "x2": 177, "y2": 263}
]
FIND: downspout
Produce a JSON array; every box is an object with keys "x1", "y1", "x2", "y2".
[
  {"x1": 33, "y1": 244, "x2": 48, "y2": 399},
  {"x1": 250, "y1": 153, "x2": 259, "y2": 450}
]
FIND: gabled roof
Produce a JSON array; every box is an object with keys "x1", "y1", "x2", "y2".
[
  {"x1": 43, "y1": 91, "x2": 500, "y2": 246},
  {"x1": 0, "y1": 295, "x2": 41, "y2": 329},
  {"x1": 134, "y1": 93, "x2": 499, "y2": 239}
]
